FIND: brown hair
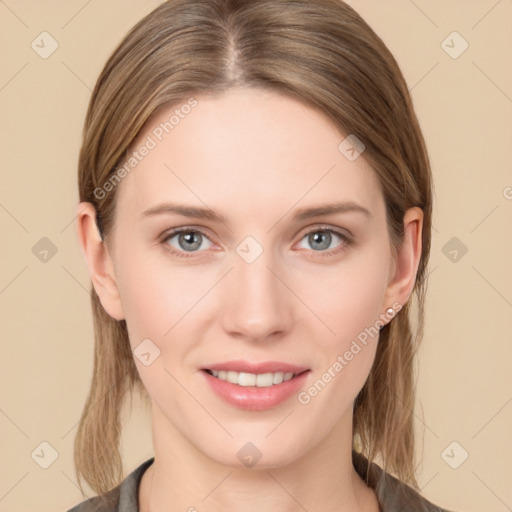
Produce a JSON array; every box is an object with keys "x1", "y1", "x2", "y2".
[{"x1": 75, "y1": 0, "x2": 433, "y2": 496}]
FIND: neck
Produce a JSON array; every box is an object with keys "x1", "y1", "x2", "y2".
[{"x1": 140, "y1": 404, "x2": 378, "y2": 512}]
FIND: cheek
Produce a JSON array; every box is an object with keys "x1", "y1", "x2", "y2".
[
  {"x1": 295, "y1": 248, "x2": 389, "y2": 400},
  {"x1": 304, "y1": 249, "x2": 390, "y2": 347},
  {"x1": 112, "y1": 248, "x2": 203, "y2": 397},
  {"x1": 113, "y1": 244, "x2": 180, "y2": 342},
  {"x1": 113, "y1": 244, "x2": 218, "y2": 350}
]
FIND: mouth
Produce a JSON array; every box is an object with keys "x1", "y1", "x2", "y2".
[
  {"x1": 201, "y1": 366, "x2": 311, "y2": 410},
  {"x1": 203, "y1": 369, "x2": 309, "y2": 388}
]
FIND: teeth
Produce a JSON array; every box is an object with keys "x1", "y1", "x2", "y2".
[{"x1": 209, "y1": 370, "x2": 296, "y2": 387}]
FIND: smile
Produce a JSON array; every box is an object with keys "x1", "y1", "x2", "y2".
[
  {"x1": 201, "y1": 369, "x2": 311, "y2": 411},
  {"x1": 204, "y1": 369, "x2": 301, "y2": 387}
]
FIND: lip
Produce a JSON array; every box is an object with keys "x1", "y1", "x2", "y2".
[
  {"x1": 201, "y1": 360, "x2": 310, "y2": 374},
  {"x1": 201, "y1": 368, "x2": 311, "y2": 411}
]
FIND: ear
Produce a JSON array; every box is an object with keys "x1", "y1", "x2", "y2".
[
  {"x1": 76, "y1": 202, "x2": 125, "y2": 320},
  {"x1": 382, "y1": 207, "x2": 424, "y2": 315}
]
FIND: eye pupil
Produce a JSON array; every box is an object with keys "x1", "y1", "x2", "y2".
[
  {"x1": 179, "y1": 231, "x2": 201, "y2": 251},
  {"x1": 309, "y1": 231, "x2": 331, "y2": 251}
]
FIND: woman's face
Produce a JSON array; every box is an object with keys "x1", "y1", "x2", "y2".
[{"x1": 92, "y1": 87, "x2": 418, "y2": 468}]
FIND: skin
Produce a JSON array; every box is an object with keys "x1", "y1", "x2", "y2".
[{"x1": 77, "y1": 87, "x2": 423, "y2": 512}]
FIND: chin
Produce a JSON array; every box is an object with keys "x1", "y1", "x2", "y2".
[{"x1": 200, "y1": 435, "x2": 308, "y2": 471}]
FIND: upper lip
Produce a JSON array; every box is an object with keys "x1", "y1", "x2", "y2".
[{"x1": 202, "y1": 360, "x2": 309, "y2": 374}]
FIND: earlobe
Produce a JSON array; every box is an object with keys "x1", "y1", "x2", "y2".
[
  {"x1": 76, "y1": 202, "x2": 125, "y2": 320},
  {"x1": 383, "y1": 207, "x2": 424, "y2": 311}
]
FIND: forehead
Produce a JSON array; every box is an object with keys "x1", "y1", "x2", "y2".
[{"x1": 115, "y1": 87, "x2": 384, "y2": 222}]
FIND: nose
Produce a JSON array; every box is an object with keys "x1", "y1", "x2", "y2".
[{"x1": 220, "y1": 244, "x2": 294, "y2": 343}]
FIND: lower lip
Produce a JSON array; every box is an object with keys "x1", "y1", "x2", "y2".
[{"x1": 201, "y1": 370, "x2": 311, "y2": 411}]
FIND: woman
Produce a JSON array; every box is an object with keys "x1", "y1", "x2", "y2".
[{"x1": 68, "y1": 0, "x2": 457, "y2": 510}]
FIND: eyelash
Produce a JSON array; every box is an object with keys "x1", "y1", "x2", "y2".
[{"x1": 160, "y1": 225, "x2": 352, "y2": 259}]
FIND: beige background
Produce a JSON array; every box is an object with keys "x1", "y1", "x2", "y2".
[{"x1": 1, "y1": 1, "x2": 511, "y2": 511}]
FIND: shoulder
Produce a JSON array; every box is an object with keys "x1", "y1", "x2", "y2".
[
  {"x1": 66, "y1": 458, "x2": 154, "y2": 512},
  {"x1": 352, "y1": 451, "x2": 457, "y2": 512},
  {"x1": 66, "y1": 487, "x2": 119, "y2": 512}
]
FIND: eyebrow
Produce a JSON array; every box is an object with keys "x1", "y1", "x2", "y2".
[{"x1": 139, "y1": 201, "x2": 373, "y2": 223}]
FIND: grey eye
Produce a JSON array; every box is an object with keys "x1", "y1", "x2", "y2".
[
  {"x1": 298, "y1": 230, "x2": 343, "y2": 252},
  {"x1": 165, "y1": 230, "x2": 212, "y2": 252}
]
